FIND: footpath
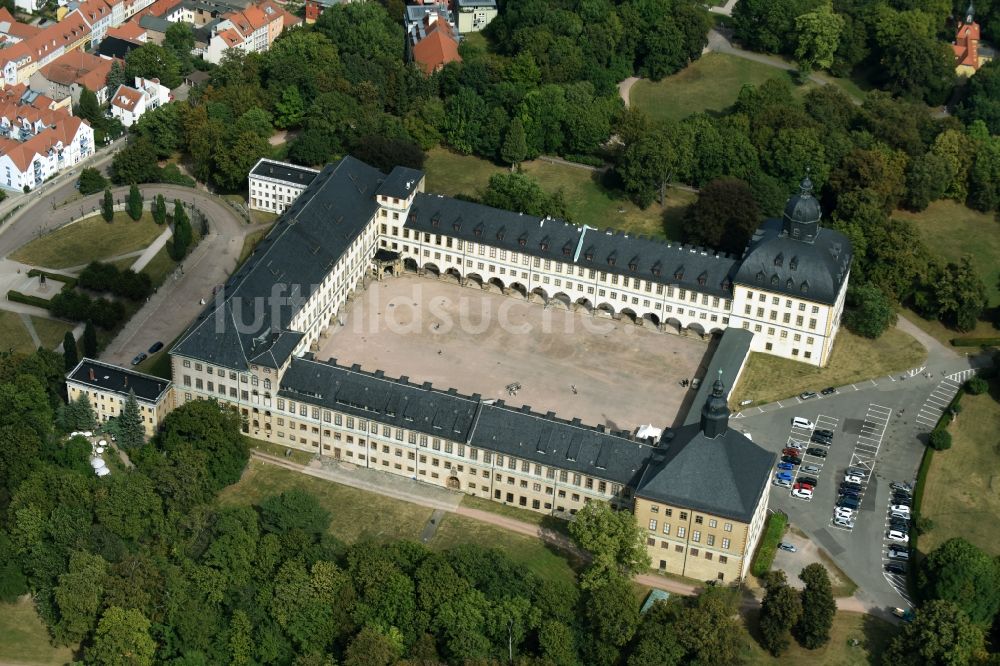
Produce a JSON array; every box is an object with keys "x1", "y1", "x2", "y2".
[{"x1": 251, "y1": 450, "x2": 871, "y2": 612}]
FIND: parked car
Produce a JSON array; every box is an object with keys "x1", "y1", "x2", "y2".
[
  {"x1": 815, "y1": 428, "x2": 835, "y2": 439},
  {"x1": 148, "y1": 341, "x2": 164, "y2": 354},
  {"x1": 810, "y1": 433, "x2": 833, "y2": 445},
  {"x1": 844, "y1": 474, "x2": 863, "y2": 484},
  {"x1": 820, "y1": 386, "x2": 836, "y2": 396},
  {"x1": 794, "y1": 481, "x2": 814, "y2": 491},
  {"x1": 773, "y1": 478, "x2": 792, "y2": 488},
  {"x1": 799, "y1": 391, "x2": 817, "y2": 400},
  {"x1": 833, "y1": 517, "x2": 854, "y2": 529},
  {"x1": 888, "y1": 546, "x2": 909, "y2": 560},
  {"x1": 781, "y1": 455, "x2": 802, "y2": 465},
  {"x1": 846, "y1": 468, "x2": 868, "y2": 479},
  {"x1": 776, "y1": 471, "x2": 794, "y2": 482},
  {"x1": 798, "y1": 476, "x2": 819, "y2": 487},
  {"x1": 802, "y1": 464, "x2": 821, "y2": 474},
  {"x1": 891, "y1": 481, "x2": 914, "y2": 493},
  {"x1": 792, "y1": 487, "x2": 813, "y2": 499},
  {"x1": 778, "y1": 542, "x2": 797, "y2": 552},
  {"x1": 782, "y1": 447, "x2": 802, "y2": 456},
  {"x1": 690, "y1": 377, "x2": 701, "y2": 390},
  {"x1": 890, "y1": 504, "x2": 911, "y2": 515},
  {"x1": 892, "y1": 607, "x2": 915, "y2": 622},
  {"x1": 806, "y1": 448, "x2": 828, "y2": 458},
  {"x1": 839, "y1": 490, "x2": 861, "y2": 500},
  {"x1": 841, "y1": 482, "x2": 863, "y2": 491},
  {"x1": 131, "y1": 352, "x2": 147, "y2": 366},
  {"x1": 887, "y1": 530, "x2": 909, "y2": 543},
  {"x1": 777, "y1": 462, "x2": 796, "y2": 471},
  {"x1": 834, "y1": 507, "x2": 855, "y2": 519},
  {"x1": 838, "y1": 497, "x2": 860, "y2": 509},
  {"x1": 890, "y1": 510, "x2": 910, "y2": 520},
  {"x1": 885, "y1": 562, "x2": 907, "y2": 575},
  {"x1": 792, "y1": 417, "x2": 815, "y2": 430},
  {"x1": 892, "y1": 497, "x2": 912, "y2": 507}
]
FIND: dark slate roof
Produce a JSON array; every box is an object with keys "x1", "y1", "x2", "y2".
[
  {"x1": 138, "y1": 14, "x2": 171, "y2": 33},
  {"x1": 683, "y1": 328, "x2": 753, "y2": 426},
  {"x1": 249, "y1": 158, "x2": 320, "y2": 187},
  {"x1": 635, "y1": 424, "x2": 775, "y2": 523},
  {"x1": 375, "y1": 166, "x2": 424, "y2": 199},
  {"x1": 67, "y1": 358, "x2": 171, "y2": 403},
  {"x1": 98, "y1": 36, "x2": 141, "y2": 59},
  {"x1": 172, "y1": 156, "x2": 385, "y2": 369},
  {"x1": 408, "y1": 194, "x2": 740, "y2": 298},
  {"x1": 279, "y1": 356, "x2": 480, "y2": 442},
  {"x1": 470, "y1": 403, "x2": 653, "y2": 485},
  {"x1": 456, "y1": 0, "x2": 495, "y2": 6},
  {"x1": 734, "y1": 218, "x2": 852, "y2": 306},
  {"x1": 279, "y1": 356, "x2": 656, "y2": 485}
]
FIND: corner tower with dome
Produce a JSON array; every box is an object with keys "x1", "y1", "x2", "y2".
[{"x1": 728, "y1": 176, "x2": 853, "y2": 367}]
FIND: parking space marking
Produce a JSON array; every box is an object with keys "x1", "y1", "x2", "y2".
[{"x1": 913, "y1": 378, "x2": 965, "y2": 432}]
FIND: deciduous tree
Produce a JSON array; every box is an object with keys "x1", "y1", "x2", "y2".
[
  {"x1": 793, "y1": 563, "x2": 836, "y2": 649},
  {"x1": 682, "y1": 177, "x2": 760, "y2": 254},
  {"x1": 78, "y1": 168, "x2": 107, "y2": 196},
  {"x1": 85, "y1": 606, "x2": 155, "y2": 666},
  {"x1": 843, "y1": 282, "x2": 896, "y2": 339},
  {"x1": 481, "y1": 173, "x2": 568, "y2": 220},
  {"x1": 758, "y1": 570, "x2": 802, "y2": 656},
  {"x1": 569, "y1": 501, "x2": 650, "y2": 590},
  {"x1": 882, "y1": 599, "x2": 985, "y2": 665},
  {"x1": 918, "y1": 537, "x2": 1000, "y2": 624},
  {"x1": 794, "y1": 3, "x2": 844, "y2": 75}
]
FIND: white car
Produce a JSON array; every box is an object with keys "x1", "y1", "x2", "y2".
[
  {"x1": 834, "y1": 517, "x2": 855, "y2": 529},
  {"x1": 834, "y1": 507, "x2": 854, "y2": 519},
  {"x1": 787, "y1": 441, "x2": 807, "y2": 451},
  {"x1": 792, "y1": 488, "x2": 813, "y2": 500},
  {"x1": 887, "y1": 530, "x2": 909, "y2": 543},
  {"x1": 792, "y1": 417, "x2": 815, "y2": 430},
  {"x1": 844, "y1": 474, "x2": 863, "y2": 484},
  {"x1": 890, "y1": 505, "x2": 911, "y2": 515}
]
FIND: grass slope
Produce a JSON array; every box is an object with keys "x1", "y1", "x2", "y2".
[
  {"x1": 423, "y1": 147, "x2": 694, "y2": 240},
  {"x1": 12, "y1": 212, "x2": 164, "y2": 269},
  {"x1": 919, "y1": 380, "x2": 1000, "y2": 556},
  {"x1": 0, "y1": 311, "x2": 38, "y2": 354},
  {"x1": 0, "y1": 597, "x2": 76, "y2": 666},
  {"x1": 218, "y1": 461, "x2": 579, "y2": 584},
  {"x1": 731, "y1": 328, "x2": 927, "y2": 407},
  {"x1": 895, "y1": 201, "x2": 1000, "y2": 307},
  {"x1": 31, "y1": 316, "x2": 75, "y2": 351}
]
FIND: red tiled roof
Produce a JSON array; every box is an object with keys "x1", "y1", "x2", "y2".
[
  {"x1": 106, "y1": 22, "x2": 145, "y2": 42},
  {"x1": 38, "y1": 50, "x2": 117, "y2": 92},
  {"x1": 411, "y1": 22, "x2": 460, "y2": 75},
  {"x1": 1, "y1": 115, "x2": 86, "y2": 171},
  {"x1": 111, "y1": 84, "x2": 142, "y2": 111}
]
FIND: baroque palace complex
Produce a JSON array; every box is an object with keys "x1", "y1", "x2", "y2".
[{"x1": 69, "y1": 156, "x2": 853, "y2": 582}]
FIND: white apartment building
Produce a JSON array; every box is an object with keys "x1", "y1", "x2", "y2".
[{"x1": 248, "y1": 158, "x2": 320, "y2": 215}]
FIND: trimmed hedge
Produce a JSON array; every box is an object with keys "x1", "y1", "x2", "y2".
[
  {"x1": 950, "y1": 337, "x2": 1000, "y2": 347},
  {"x1": 26, "y1": 269, "x2": 77, "y2": 290},
  {"x1": 750, "y1": 512, "x2": 788, "y2": 577},
  {"x1": 7, "y1": 290, "x2": 52, "y2": 308}
]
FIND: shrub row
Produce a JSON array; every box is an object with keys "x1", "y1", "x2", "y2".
[
  {"x1": 78, "y1": 261, "x2": 152, "y2": 301},
  {"x1": 750, "y1": 511, "x2": 788, "y2": 578},
  {"x1": 7, "y1": 290, "x2": 52, "y2": 309},
  {"x1": 26, "y1": 269, "x2": 77, "y2": 290},
  {"x1": 950, "y1": 337, "x2": 1000, "y2": 347}
]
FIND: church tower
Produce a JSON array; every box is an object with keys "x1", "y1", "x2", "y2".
[{"x1": 700, "y1": 370, "x2": 730, "y2": 439}]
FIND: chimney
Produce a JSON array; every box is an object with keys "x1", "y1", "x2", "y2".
[
  {"x1": 89, "y1": 367, "x2": 95, "y2": 381},
  {"x1": 123, "y1": 376, "x2": 128, "y2": 388}
]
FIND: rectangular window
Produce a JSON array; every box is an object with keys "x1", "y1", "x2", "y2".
[
  {"x1": 648, "y1": 519, "x2": 657, "y2": 531},
  {"x1": 724, "y1": 523, "x2": 732, "y2": 532},
  {"x1": 707, "y1": 535, "x2": 715, "y2": 546},
  {"x1": 722, "y1": 538, "x2": 730, "y2": 549},
  {"x1": 692, "y1": 531, "x2": 701, "y2": 543},
  {"x1": 662, "y1": 523, "x2": 670, "y2": 535},
  {"x1": 719, "y1": 555, "x2": 728, "y2": 564},
  {"x1": 677, "y1": 527, "x2": 686, "y2": 538}
]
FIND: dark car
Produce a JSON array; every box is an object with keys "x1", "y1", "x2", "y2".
[
  {"x1": 890, "y1": 482, "x2": 914, "y2": 493},
  {"x1": 799, "y1": 391, "x2": 817, "y2": 400},
  {"x1": 814, "y1": 429, "x2": 834, "y2": 439},
  {"x1": 889, "y1": 521, "x2": 909, "y2": 533},
  {"x1": 781, "y1": 455, "x2": 802, "y2": 465},
  {"x1": 837, "y1": 497, "x2": 860, "y2": 509},
  {"x1": 841, "y1": 482, "x2": 863, "y2": 491},
  {"x1": 892, "y1": 497, "x2": 912, "y2": 507},
  {"x1": 806, "y1": 447, "x2": 828, "y2": 458},
  {"x1": 799, "y1": 476, "x2": 819, "y2": 488},
  {"x1": 839, "y1": 490, "x2": 861, "y2": 500},
  {"x1": 885, "y1": 563, "x2": 907, "y2": 575},
  {"x1": 892, "y1": 491, "x2": 913, "y2": 501},
  {"x1": 131, "y1": 352, "x2": 147, "y2": 366},
  {"x1": 810, "y1": 433, "x2": 833, "y2": 445},
  {"x1": 148, "y1": 341, "x2": 164, "y2": 354},
  {"x1": 820, "y1": 386, "x2": 836, "y2": 396}
]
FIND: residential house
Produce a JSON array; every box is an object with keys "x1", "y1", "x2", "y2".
[
  {"x1": 109, "y1": 75, "x2": 169, "y2": 126},
  {"x1": 203, "y1": 0, "x2": 297, "y2": 63},
  {"x1": 0, "y1": 111, "x2": 94, "y2": 191},
  {"x1": 454, "y1": 0, "x2": 496, "y2": 33},
  {"x1": 31, "y1": 49, "x2": 120, "y2": 105},
  {"x1": 0, "y1": 10, "x2": 92, "y2": 86},
  {"x1": 953, "y1": 4, "x2": 995, "y2": 76},
  {"x1": 0, "y1": 8, "x2": 42, "y2": 44},
  {"x1": 67, "y1": 359, "x2": 174, "y2": 437},
  {"x1": 76, "y1": 0, "x2": 115, "y2": 46},
  {"x1": 105, "y1": 21, "x2": 147, "y2": 43},
  {"x1": 303, "y1": 0, "x2": 339, "y2": 24},
  {"x1": 406, "y1": 3, "x2": 461, "y2": 75}
]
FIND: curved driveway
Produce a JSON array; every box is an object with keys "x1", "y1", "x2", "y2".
[{"x1": 0, "y1": 177, "x2": 263, "y2": 367}]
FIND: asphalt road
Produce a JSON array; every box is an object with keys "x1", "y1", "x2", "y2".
[{"x1": 736, "y1": 358, "x2": 986, "y2": 613}]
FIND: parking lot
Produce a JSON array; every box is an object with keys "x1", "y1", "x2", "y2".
[{"x1": 737, "y1": 374, "x2": 962, "y2": 611}]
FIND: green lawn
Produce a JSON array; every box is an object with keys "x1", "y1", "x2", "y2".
[
  {"x1": 459, "y1": 494, "x2": 570, "y2": 536},
  {"x1": 631, "y1": 53, "x2": 800, "y2": 124},
  {"x1": 423, "y1": 147, "x2": 694, "y2": 240},
  {"x1": 744, "y1": 611, "x2": 895, "y2": 665},
  {"x1": 0, "y1": 597, "x2": 76, "y2": 666},
  {"x1": 898, "y1": 308, "x2": 998, "y2": 350},
  {"x1": 12, "y1": 212, "x2": 164, "y2": 269},
  {"x1": 731, "y1": 327, "x2": 927, "y2": 407},
  {"x1": 140, "y1": 245, "x2": 178, "y2": 288},
  {"x1": 919, "y1": 380, "x2": 1000, "y2": 557},
  {"x1": 895, "y1": 201, "x2": 1000, "y2": 307},
  {"x1": 0, "y1": 311, "x2": 38, "y2": 354},
  {"x1": 31, "y1": 316, "x2": 75, "y2": 350},
  {"x1": 429, "y1": 514, "x2": 580, "y2": 587},
  {"x1": 218, "y1": 461, "x2": 580, "y2": 585}
]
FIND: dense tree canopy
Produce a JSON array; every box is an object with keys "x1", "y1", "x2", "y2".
[{"x1": 918, "y1": 538, "x2": 1000, "y2": 625}]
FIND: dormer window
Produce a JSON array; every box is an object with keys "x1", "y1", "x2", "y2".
[
  {"x1": 562, "y1": 242, "x2": 572, "y2": 256},
  {"x1": 801, "y1": 281, "x2": 809, "y2": 294},
  {"x1": 771, "y1": 275, "x2": 779, "y2": 285},
  {"x1": 789, "y1": 256, "x2": 798, "y2": 270},
  {"x1": 518, "y1": 235, "x2": 527, "y2": 247},
  {"x1": 774, "y1": 253, "x2": 783, "y2": 267},
  {"x1": 698, "y1": 271, "x2": 707, "y2": 286},
  {"x1": 722, "y1": 278, "x2": 732, "y2": 292},
  {"x1": 786, "y1": 278, "x2": 794, "y2": 289},
  {"x1": 628, "y1": 261, "x2": 637, "y2": 272},
  {"x1": 431, "y1": 214, "x2": 440, "y2": 228},
  {"x1": 540, "y1": 237, "x2": 549, "y2": 251},
  {"x1": 674, "y1": 267, "x2": 684, "y2": 280},
  {"x1": 756, "y1": 271, "x2": 765, "y2": 283},
  {"x1": 452, "y1": 221, "x2": 461, "y2": 232},
  {"x1": 584, "y1": 247, "x2": 594, "y2": 261},
  {"x1": 497, "y1": 227, "x2": 505, "y2": 241},
  {"x1": 474, "y1": 224, "x2": 483, "y2": 237},
  {"x1": 607, "y1": 254, "x2": 616, "y2": 266},
  {"x1": 652, "y1": 261, "x2": 662, "y2": 277}
]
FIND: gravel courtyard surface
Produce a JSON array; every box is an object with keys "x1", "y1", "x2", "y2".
[{"x1": 316, "y1": 274, "x2": 714, "y2": 431}]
